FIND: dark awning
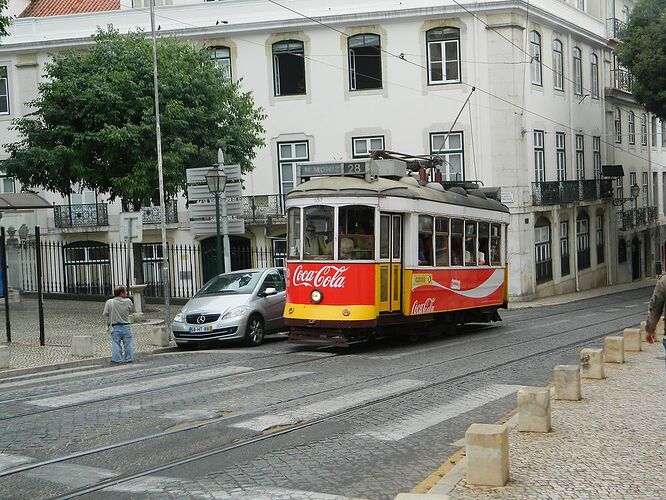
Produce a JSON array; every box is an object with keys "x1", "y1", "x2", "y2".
[
  {"x1": 0, "y1": 193, "x2": 52, "y2": 210},
  {"x1": 601, "y1": 164, "x2": 624, "y2": 177}
]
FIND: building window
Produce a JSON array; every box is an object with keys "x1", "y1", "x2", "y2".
[
  {"x1": 556, "y1": 132, "x2": 566, "y2": 181},
  {"x1": 576, "y1": 211, "x2": 590, "y2": 270},
  {"x1": 535, "y1": 217, "x2": 552, "y2": 283},
  {"x1": 616, "y1": 176, "x2": 624, "y2": 203},
  {"x1": 0, "y1": 172, "x2": 15, "y2": 193},
  {"x1": 614, "y1": 108, "x2": 622, "y2": 143},
  {"x1": 273, "y1": 40, "x2": 305, "y2": 96},
  {"x1": 628, "y1": 111, "x2": 635, "y2": 145},
  {"x1": 641, "y1": 113, "x2": 647, "y2": 145},
  {"x1": 651, "y1": 115, "x2": 658, "y2": 147},
  {"x1": 530, "y1": 31, "x2": 542, "y2": 86},
  {"x1": 534, "y1": 130, "x2": 545, "y2": 182},
  {"x1": 593, "y1": 136, "x2": 601, "y2": 179},
  {"x1": 210, "y1": 46, "x2": 232, "y2": 80},
  {"x1": 553, "y1": 40, "x2": 564, "y2": 91},
  {"x1": 575, "y1": 134, "x2": 585, "y2": 180},
  {"x1": 629, "y1": 171, "x2": 637, "y2": 209},
  {"x1": 573, "y1": 47, "x2": 583, "y2": 95},
  {"x1": 426, "y1": 27, "x2": 461, "y2": 84},
  {"x1": 590, "y1": 54, "x2": 599, "y2": 99},
  {"x1": 577, "y1": 0, "x2": 585, "y2": 10},
  {"x1": 560, "y1": 220, "x2": 570, "y2": 276},
  {"x1": 348, "y1": 34, "x2": 382, "y2": 90},
  {"x1": 352, "y1": 136, "x2": 384, "y2": 158},
  {"x1": 596, "y1": 214, "x2": 605, "y2": 264},
  {"x1": 430, "y1": 131, "x2": 464, "y2": 181},
  {"x1": 643, "y1": 171, "x2": 649, "y2": 207},
  {"x1": 278, "y1": 141, "x2": 308, "y2": 195},
  {"x1": 0, "y1": 66, "x2": 8, "y2": 115}
]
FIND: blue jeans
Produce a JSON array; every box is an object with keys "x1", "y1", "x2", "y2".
[{"x1": 111, "y1": 325, "x2": 133, "y2": 363}]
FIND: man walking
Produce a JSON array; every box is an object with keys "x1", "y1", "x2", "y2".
[
  {"x1": 103, "y1": 285, "x2": 135, "y2": 364},
  {"x1": 645, "y1": 275, "x2": 666, "y2": 368}
]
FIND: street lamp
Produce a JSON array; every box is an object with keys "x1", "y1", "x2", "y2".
[
  {"x1": 205, "y1": 166, "x2": 227, "y2": 275},
  {"x1": 613, "y1": 183, "x2": 640, "y2": 207}
]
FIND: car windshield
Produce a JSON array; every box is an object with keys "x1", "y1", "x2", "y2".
[{"x1": 196, "y1": 271, "x2": 262, "y2": 296}]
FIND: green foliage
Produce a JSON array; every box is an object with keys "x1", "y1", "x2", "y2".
[
  {"x1": 0, "y1": 0, "x2": 10, "y2": 39},
  {"x1": 5, "y1": 27, "x2": 265, "y2": 208},
  {"x1": 617, "y1": 0, "x2": 666, "y2": 119}
]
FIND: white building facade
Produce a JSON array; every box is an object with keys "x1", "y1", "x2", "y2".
[{"x1": 0, "y1": 0, "x2": 662, "y2": 299}]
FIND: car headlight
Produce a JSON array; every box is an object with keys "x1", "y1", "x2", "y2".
[
  {"x1": 174, "y1": 311, "x2": 185, "y2": 323},
  {"x1": 222, "y1": 306, "x2": 250, "y2": 320},
  {"x1": 311, "y1": 289, "x2": 323, "y2": 304}
]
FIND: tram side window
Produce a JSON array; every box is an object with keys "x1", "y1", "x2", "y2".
[
  {"x1": 464, "y1": 221, "x2": 477, "y2": 266},
  {"x1": 491, "y1": 224, "x2": 502, "y2": 265},
  {"x1": 339, "y1": 205, "x2": 375, "y2": 260},
  {"x1": 435, "y1": 217, "x2": 449, "y2": 266},
  {"x1": 418, "y1": 215, "x2": 434, "y2": 266},
  {"x1": 304, "y1": 206, "x2": 334, "y2": 259},
  {"x1": 478, "y1": 222, "x2": 489, "y2": 265},
  {"x1": 287, "y1": 208, "x2": 301, "y2": 259},
  {"x1": 380, "y1": 214, "x2": 390, "y2": 259},
  {"x1": 451, "y1": 219, "x2": 464, "y2": 265}
]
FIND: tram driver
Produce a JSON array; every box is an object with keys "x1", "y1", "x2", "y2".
[{"x1": 304, "y1": 224, "x2": 326, "y2": 257}]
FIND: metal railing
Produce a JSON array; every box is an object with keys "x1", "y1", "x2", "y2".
[
  {"x1": 54, "y1": 203, "x2": 109, "y2": 228},
  {"x1": 606, "y1": 18, "x2": 627, "y2": 39},
  {"x1": 241, "y1": 194, "x2": 287, "y2": 223},
  {"x1": 532, "y1": 179, "x2": 613, "y2": 206},
  {"x1": 140, "y1": 200, "x2": 178, "y2": 224},
  {"x1": 616, "y1": 206, "x2": 658, "y2": 231},
  {"x1": 610, "y1": 68, "x2": 633, "y2": 93}
]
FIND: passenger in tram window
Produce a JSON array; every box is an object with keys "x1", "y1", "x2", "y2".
[
  {"x1": 478, "y1": 222, "x2": 490, "y2": 266},
  {"x1": 418, "y1": 232, "x2": 433, "y2": 266},
  {"x1": 304, "y1": 225, "x2": 325, "y2": 257},
  {"x1": 352, "y1": 223, "x2": 373, "y2": 259},
  {"x1": 464, "y1": 222, "x2": 477, "y2": 266},
  {"x1": 450, "y1": 218, "x2": 464, "y2": 265}
]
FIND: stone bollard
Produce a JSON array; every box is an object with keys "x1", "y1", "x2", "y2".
[
  {"x1": 517, "y1": 386, "x2": 551, "y2": 433},
  {"x1": 0, "y1": 345, "x2": 9, "y2": 369},
  {"x1": 465, "y1": 423, "x2": 509, "y2": 486},
  {"x1": 580, "y1": 348, "x2": 605, "y2": 379},
  {"x1": 71, "y1": 335, "x2": 94, "y2": 357},
  {"x1": 604, "y1": 336, "x2": 624, "y2": 363},
  {"x1": 553, "y1": 365, "x2": 581, "y2": 401},
  {"x1": 150, "y1": 326, "x2": 171, "y2": 347},
  {"x1": 623, "y1": 328, "x2": 641, "y2": 352}
]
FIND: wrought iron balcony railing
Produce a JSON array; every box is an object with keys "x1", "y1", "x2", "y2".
[
  {"x1": 141, "y1": 200, "x2": 178, "y2": 224},
  {"x1": 54, "y1": 203, "x2": 109, "y2": 228},
  {"x1": 606, "y1": 18, "x2": 627, "y2": 40},
  {"x1": 610, "y1": 68, "x2": 633, "y2": 93},
  {"x1": 241, "y1": 194, "x2": 286, "y2": 223},
  {"x1": 617, "y1": 206, "x2": 658, "y2": 231},
  {"x1": 532, "y1": 179, "x2": 613, "y2": 206}
]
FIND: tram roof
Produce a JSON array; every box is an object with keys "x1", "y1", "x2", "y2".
[{"x1": 287, "y1": 176, "x2": 510, "y2": 214}]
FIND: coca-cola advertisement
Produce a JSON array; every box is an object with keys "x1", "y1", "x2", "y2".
[{"x1": 286, "y1": 263, "x2": 375, "y2": 306}]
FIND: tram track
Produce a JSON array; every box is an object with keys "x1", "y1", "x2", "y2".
[
  {"x1": 51, "y1": 309, "x2": 645, "y2": 499},
  {"x1": 0, "y1": 306, "x2": 645, "y2": 492}
]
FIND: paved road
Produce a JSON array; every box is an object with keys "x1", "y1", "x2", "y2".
[{"x1": 0, "y1": 287, "x2": 653, "y2": 499}]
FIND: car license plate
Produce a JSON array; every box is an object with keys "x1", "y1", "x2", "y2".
[{"x1": 189, "y1": 325, "x2": 213, "y2": 333}]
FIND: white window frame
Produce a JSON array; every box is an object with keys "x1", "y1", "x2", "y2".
[
  {"x1": 553, "y1": 40, "x2": 564, "y2": 91},
  {"x1": 426, "y1": 27, "x2": 461, "y2": 85},
  {"x1": 556, "y1": 132, "x2": 566, "y2": 181},
  {"x1": 643, "y1": 172, "x2": 649, "y2": 207},
  {"x1": 573, "y1": 47, "x2": 583, "y2": 95},
  {"x1": 352, "y1": 135, "x2": 385, "y2": 158},
  {"x1": 593, "y1": 136, "x2": 601, "y2": 179},
  {"x1": 575, "y1": 134, "x2": 585, "y2": 180},
  {"x1": 530, "y1": 31, "x2": 542, "y2": 86},
  {"x1": 0, "y1": 66, "x2": 9, "y2": 115},
  {"x1": 278, "y1": 141, "x2": 309, "y2": 196},
  {"x1": 534, "y1": 130, "x2": 545, "y2": 182},
  {"x1": 430, "y1": 131, "x2": 465, "y2": 181},
  {"x1": 628, "y1": 111, "x2": 635, "y2": 145},
  {"x1": 590, "y1": 54, "x2": 599, "y2": 99},
  {"x1": 210, "y1": 46, "x2": 232, "y2": 80},
  {"x1": 651, "y1": 115, "x2": 658, "y2": 147},
  {"x1": 348, "y1": 33, "x2": 382, "y2": 91},
  {"x1": 641, "y1": 113, "x2": 648, "y2": 146},
  {"x1": 614, "y1": 108, "x2": 622, "y2": 144}
]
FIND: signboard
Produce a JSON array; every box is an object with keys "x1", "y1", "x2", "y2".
[
  {"x1": 296, "y1": 161, "x2": 369, "y2": 185},
  {"x1": 500, "y1": 191, "x2": 514, "y2": 204},
  {"x1": 119, "y1": 212, "x2": 143, "y2": 243},
  {"x1": 190, "y1": 218, "x2": 245, "y2": 235}
]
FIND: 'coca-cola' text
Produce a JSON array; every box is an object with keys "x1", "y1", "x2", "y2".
[{"x1": 292, "y1": 265, "x2": 349, "y2": 288}]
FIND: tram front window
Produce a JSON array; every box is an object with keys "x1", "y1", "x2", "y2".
[
  {"x1": 304, "y1": 206, "x2": 334, "y2": 259},
  {"x1": 339, "y1": 205, "x2": 374, "y2": 260}
]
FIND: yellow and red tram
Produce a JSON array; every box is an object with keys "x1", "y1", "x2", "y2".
[{"x1": 283, "y1": 159, "x2": 510, "y2": 346}]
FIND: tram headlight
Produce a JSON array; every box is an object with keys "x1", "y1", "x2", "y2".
[{"x1": 310, "y1": 289, "x2": 323, "y2": 304}]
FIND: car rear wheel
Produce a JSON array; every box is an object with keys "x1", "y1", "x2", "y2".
[{"x1": 244, "y1": 315, "x2": 264, "y2": 346}]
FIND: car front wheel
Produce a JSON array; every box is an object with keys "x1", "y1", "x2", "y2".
[{"x1": 244, "y1": 314, "x2": 265, "y2": 346}]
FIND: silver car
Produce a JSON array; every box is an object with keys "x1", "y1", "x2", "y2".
[{"x1": 171, "y1": 267, "x2": 286, "y2": 348}]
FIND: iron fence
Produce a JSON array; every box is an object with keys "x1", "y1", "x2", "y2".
[
  {"x1": 532, "y1": 179, "x2": 613, "y2": 206},
  {"x1": 141, "y1": 201, "x2": 178, "y2": 224},
  {"x1": 54, "y1": 203, "x2": 109, "y2": 228},
  {"x1": 617, "y1": 206, "x2": 658, "y2": 231},
  {"x1": 606, "y1": 18, "x2": 627, "y2": 39},
  {"x1": 610, "y1": 69, "x2": 633, "y2": 93}
]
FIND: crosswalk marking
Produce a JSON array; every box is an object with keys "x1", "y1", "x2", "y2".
[
  {"x1": 231, "y1": 379, "x2": 425, "y2": 432},
  {"x1": 27, "y1": 366, "x2": 253, "y2": 408},
  {"x1": 356, "y1": 384, "x2": 522, "y2": 441}
]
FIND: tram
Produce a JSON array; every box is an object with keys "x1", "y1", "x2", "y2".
[{"x1": 283, "y1": 155, "x2": 510, "y2": 346}]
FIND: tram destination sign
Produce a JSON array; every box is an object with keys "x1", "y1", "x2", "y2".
[{"x1": 298, "y1": 161, "x2": 368, "y2": 178}]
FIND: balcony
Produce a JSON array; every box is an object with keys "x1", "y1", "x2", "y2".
[
  {"x1": 617, "y1": 206, "x2": 658, "y2": 231},
  {"x1": 609, "y1": 69, "x2": 633, "y2": 94},
  {"x1": 242, "y1": 194, "x2": 286, "y2": 224},
  {"x1": 54, "y1": 203, "x2": 109, "y2": 228},
  {"x1": 606, "y1": 18, "x2": 627, "y2": 40},
  {"x1": 532, "y1": 179, "x2": 613, "y2": 206},
  {"x1": 141, "y1": 200, "x2": 178, "y2": 224}
]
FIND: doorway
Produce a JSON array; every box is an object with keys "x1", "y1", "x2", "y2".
[{"x1": 631, "y1": 236, "x2": 641, "y2": 280}]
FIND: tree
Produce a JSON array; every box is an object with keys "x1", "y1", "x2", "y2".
[
  {"x1": 616, "y1": 0, "x2": 666, "y2": 119},
  {"x1": 4, "y1": 27, "x2": 266, "y2": 209}
]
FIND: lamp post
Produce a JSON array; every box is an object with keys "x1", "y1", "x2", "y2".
[{"x1": 205, "y1": 165, "x2": 227, "y2": 275}]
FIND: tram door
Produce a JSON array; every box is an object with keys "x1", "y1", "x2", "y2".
[{"x1": 378, "y1": 213, "x2": 402, "y2": 313}]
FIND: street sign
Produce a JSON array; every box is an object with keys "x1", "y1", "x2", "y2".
[
  {"x1": 190, "y1": 218, "x2": 245, "y2": 235},
  {"x1": 119, "y1": 212, "x2": 143, "y2": 243}
]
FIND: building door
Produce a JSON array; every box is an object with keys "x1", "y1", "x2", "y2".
[
  {"x1": 631, "y1": 236, "x2": 641, "y2": 280},
  {"x1": 201, "y1": 236, "x2": 251, "y2": 282}
]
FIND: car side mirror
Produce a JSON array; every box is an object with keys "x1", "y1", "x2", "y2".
[{"x1": 260, "y1": 287, "x2": 277, "y2": 297}]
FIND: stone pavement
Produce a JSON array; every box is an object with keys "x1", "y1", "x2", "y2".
[{"x1": 0, "y1": 298, "x2": 176, "y2": 373}]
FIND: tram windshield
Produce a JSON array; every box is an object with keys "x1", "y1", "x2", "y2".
[
  {"x1": 338, "y1": 205, "x2": 374, "y2": 260},
  {"x1": 303, "y1": 206, "x2": 334, "y2": 259}
]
